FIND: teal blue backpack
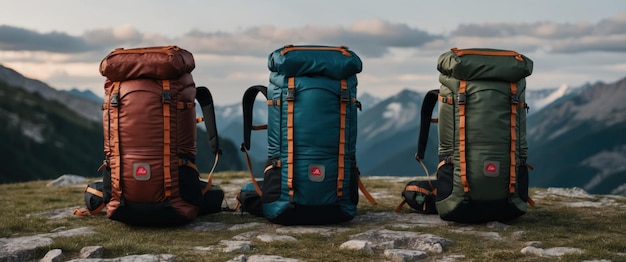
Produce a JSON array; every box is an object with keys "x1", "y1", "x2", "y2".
[{"x1": 240, "y1": 45, "x2": 376, "y2": 225}]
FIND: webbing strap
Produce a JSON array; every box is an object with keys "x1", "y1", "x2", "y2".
[
  {"x1": 358, "y1": 177, "x2": 377, "y2": 205},
  {"x1": 111, "y1": 82, "x2": 122, "y2": 198},
  {"x1": 202, "y1": 153, "x2": 220, "y2": 194},
  {"x1": 85, "y1": 187, "x2": 103, "y2": 198},
  {"x1": 416, "y1": 89, "x2": 440, "y2": 160},
  {"x1": 394, "y1": 200, "x2": 407, "y2": 212},
  {"x1": 281, "y1": 45, "x2": 352, "y2": 57},
  {"x1": 509, "y1": 82, "x2": 518, "y2": 193},
  {"x1": 337, "y1": 79, "x2": 348, "y2": 197},
  {"x1": 162, "y1": 80, "x2": 172, "y2": 198},
  {"x1": 287, "y1": 77, "x2": 295, "y2": 200},
  {"x1": 439, "y1": 94, "x2": 453, "y2": 105},
  {"x1": 73, "y1": 204, "x2": 105, "y2": 217},
  {"x1": 405, "y1": 185, "x2": 431, "y2": 195},
  {"x1": 242, "y1": 146, "x2": 263, "y2": 196},
  {"x1": 459, "y1": 80, "x2": 470, "y2": 193},
  {"x1": 451, "y1": 47, "x2": 524, "y2": 61}
]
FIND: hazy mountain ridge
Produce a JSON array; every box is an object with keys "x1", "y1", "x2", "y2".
[
  {"x1": 528, "y1": 77, "x2": 626, "y2": 195},
  {"x1": 0, "y1": 65, "x2": 102, "y2": 122}
]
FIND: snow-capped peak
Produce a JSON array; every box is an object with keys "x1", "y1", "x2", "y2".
[{"x1": 533, "y1": 83, "x2": 569, "y2": 111}]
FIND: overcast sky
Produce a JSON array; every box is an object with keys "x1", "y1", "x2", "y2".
[{"x1": 1, "y1": 0, "x2": 625, "y2": 105}]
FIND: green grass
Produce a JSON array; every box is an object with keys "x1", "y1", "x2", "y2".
[{"x1": 1, "y1": 172, "x2": 625, "y2": 261}]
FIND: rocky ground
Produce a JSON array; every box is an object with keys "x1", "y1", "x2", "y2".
[{"x1": 1, "y1": 175, "x2": 625, "y2": 262}]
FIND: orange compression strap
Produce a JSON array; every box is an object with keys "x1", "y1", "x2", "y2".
[
  {"x1": 509, "y1": 82, "x2": 518, "y2": 193},
  {"x1": 111, "y1": 82, "x2": 122, "y2": 198},
  {"x1": 287, "y1": 77, "x2": 295, "y2": 200},
  {"x1": 404, "y1": 185, "x2": 431, "y2": 195},
  {"x1": 394, "y1": 200, "x2": 407, "y2": 212},
  {"x1": 439, "y1": 95, "x2": 453, "y2": 105},
  {"x1": 202, "y1": 153, "x2": 220, "y2": 194},
  {"x1": 242, "y1": 146, "x2": 262, "y2": 196},
  {"x1": 85, "y1": 187, "x2": 104, "y2": 198},
  {"x1": 451, "y1": 47, "x2": 524, "y2": 61},
  {"x1": 337, "y1": 79, "x2": 348, "y2": 197},
  {"x1": 459, "y1": 80, "x2": 470, "y2": 192},
  {"x1": 280, "y1": 45, "x2": 352, "y2": 57},
  {"x1": 358, "y1": 177, "x2": 377, "y2": 205},
  {"x1": 162, "y1": 80, "x2": 172, "y2": 198}
]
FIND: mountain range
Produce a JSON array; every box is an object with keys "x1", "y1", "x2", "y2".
[{"x1": 0, "y1": 63, "x2": 624, "y2": 195}]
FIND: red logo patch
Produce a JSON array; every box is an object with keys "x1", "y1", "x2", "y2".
[
  {"x1": 136, "y1": 166, "x2": 148, "y2": 177},
  {"x1": 485, "y1": 163, "x2": 497, "y2": 173},
  {"x1": 311, "y1": 167, "x2": 322, "y2": 176}
]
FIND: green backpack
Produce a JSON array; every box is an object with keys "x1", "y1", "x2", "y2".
[
  {"x1": 240, "y1": 45, "x2": 376, "y2": 225},
  {"x1": 416, "y1": 48, "x2": 535, "y2": 223}
]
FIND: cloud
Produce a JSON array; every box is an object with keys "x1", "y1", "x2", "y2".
[
  {"x1": 0, "y1": 25, "x2": 92, "y2": 53},
  {"x1": 449, "y1": 12, "x2": 626, "y2": 53},
  {"x1": 178, "y1": 19, "x2": 443, "y2": 57},
  {"x1": 1, "y1": 20, "x2": 442, "y2": 59}
]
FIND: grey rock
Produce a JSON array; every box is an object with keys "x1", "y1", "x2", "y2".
[
  {"x1": 220, "y1": 240, "x2": 252, "y2": 253},
  {"x1": 47, "y1": 174, "x2": 87, "y2": 187},
  {"x1": 511, "y1": 231, "x2": 526, "y2": 240},
  {"x1": 520, "y1": 246, "x2": 544, "y2": 257},
  {"x1": 546, "y1": 187, "x2": 594, "y2": 199},
  {"x1": 543, "y1": 247, "x2": 584, "y2": 257},
  {"x1": 521, "y1": 246, "x2": 584, "y2": 257},
  {"x1": 40, "y1": 249, "x2": 63, "y2": 262},
  {"x1": 256, "y1": 234, "x2": 297, "y2": 243},
  {"x1": 194, "y1": 240, "x2": 252, "y2": 253},
  {"x1": 0, "y1": 228, "x2": 94, "y2": 262},
  {"x1": 350, "y1": 229, "x2": 452, "y2": 253},
  {"x1": 383, "y1": 249, "x2": 428, "y2": 262},
  {"x1": 228, "y1": 222, "x2": 264, "y2": 231},
  {"x1": 339, "y1": 240, "x2": 373, "y2": 254},
  {"x1": 67, "y1": 254, "x2": 176, "y2": 262},
  {"x1": 232, "y1": 231, "x2": 258, "y2": 240},
  {"x1": 276, "y1": 226, "x2": 348, "y2": 236},
  {"x1": 79, "y1": 246, "x2": 104, "y2": 259},
  {"x1": 0, "y1": 235, "x2": 53, "y2": 262}
]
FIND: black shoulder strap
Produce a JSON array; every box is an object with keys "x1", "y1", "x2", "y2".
[
  {"x1": 416, "y1": 89, "x2": 439, "y2": 160},
  {"x1": 196, "y1": 86, "x2": 220, "y2": 155},
  {"x1": 241, "y1": 85, "x2": 268, "y2": 151}
]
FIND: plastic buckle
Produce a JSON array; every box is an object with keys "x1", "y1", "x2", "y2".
[
  {"x1": 162, "y1": 91, "x2": 171, "y2": 103},
  {"x1": 110, "y1": 93, "x2": 120, "y2": 107},
  {"x1": 286, "y1": 89, "x2": 295, "y2": 101},
  {"x1": 511, "y1": 94, "x2": 519, "y2": 104},
  {"x1": 340, "y1": 90, "x2": 350, "y2": 102},
  {"x1": 457, "y1": 93, "x2": 466, "y2": 105},
  {"x1": 356, "y1": 100, "x2": 362, "y2": 111}
]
